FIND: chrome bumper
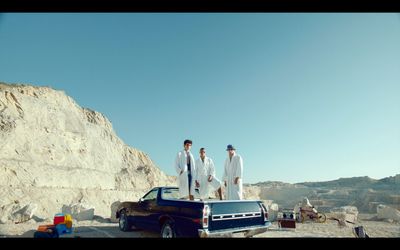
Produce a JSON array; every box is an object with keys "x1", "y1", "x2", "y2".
[{"x1": 198, "y1": 221, "x2": 272, "y2": 238}]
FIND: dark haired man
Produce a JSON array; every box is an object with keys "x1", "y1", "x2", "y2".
[{"x1": 175, "y1": 139, "x2": 196, "y2": 200}]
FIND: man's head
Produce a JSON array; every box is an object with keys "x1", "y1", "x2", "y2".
[
  {"x1": 226, "y1": 144, "x2": 236, "y2": 157},
  {"x1": 184, "y1": 139, "x2": 192, "y2": 151},
  {"x1": 199, "y1": 147, "x2": 206, "y2": 158}
]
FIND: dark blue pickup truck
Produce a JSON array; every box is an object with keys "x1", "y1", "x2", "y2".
[{"x1": 116, "y1": 186, "x2": 271, "y2": 238}]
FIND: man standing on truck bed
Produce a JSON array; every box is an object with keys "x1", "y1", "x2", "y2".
[
  {"x1": 195, "y1": 147, "x2": 223, "y2": 200},
  {"x1": 175, "y1": 139, "x2": 196, "y2": 200},
  {"x1": 223, "y1": 144, "x2": 243, "y2": 200}
]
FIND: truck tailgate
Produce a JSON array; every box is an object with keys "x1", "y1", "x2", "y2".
[{"x1": 208, "y1": 201, "x2": 265, "y2": 231}]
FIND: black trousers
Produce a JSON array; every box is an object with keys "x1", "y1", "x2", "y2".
[{"x1": 188, "y1": 173, "x2": 192, "y2": 195}]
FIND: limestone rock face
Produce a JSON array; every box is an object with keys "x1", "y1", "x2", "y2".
[{"x1": 0, "y1": 82, "x2": 176, "y2": 222}]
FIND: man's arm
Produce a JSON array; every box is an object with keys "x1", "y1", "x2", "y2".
[
  {"x1": 222, "y1": 159, "x2": 227, "y2": 187},
  {"x1": 194, "y1": 159, "x2": 200, "y2": 187},
  {"x1": 234, "y1": 156, "x2": 243, "y2": 185},
  {"x1": 208, "y1": 159, "x2": 215, "y2": 182},
  {"x1": 175, "y1": 152, "x2": 183, "y2": 175},
  {"x1": 191, "y1": 153, "x2": 196, "y2": 179}
]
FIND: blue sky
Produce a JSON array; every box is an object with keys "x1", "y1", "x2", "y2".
[{"x1": 1, "y1": 13, "x2": 399, "y2": 184}]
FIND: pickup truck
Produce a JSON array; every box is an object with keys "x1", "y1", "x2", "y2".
[{"x1": 115, "y1": 186, "x2": 271, "y2": 238}]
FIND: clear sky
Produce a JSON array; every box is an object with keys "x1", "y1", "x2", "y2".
[{"x1": 1, "y1": 13, "x2": 399, "y2": 184}]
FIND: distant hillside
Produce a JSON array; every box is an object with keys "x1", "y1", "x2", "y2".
[
  {"x1": 298, "y1": 175, "x2": 400, "y2": 191},
  {"x1": 252, "y1": 175, "x2": 400, "y2": 212},
  {"x1": 252, "y1": 181, "x2": 295, "y2": 188},
  {"x1": 297, "y1": 176, "x2": 377, "y2": 188}
]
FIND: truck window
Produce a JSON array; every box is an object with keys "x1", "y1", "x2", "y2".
[
  {"x1": 161, "y1": 188, "x2": 180, "y2": 200},
  {"x1": 142, "y1": 189, "x2": 158, "y2": 201}
]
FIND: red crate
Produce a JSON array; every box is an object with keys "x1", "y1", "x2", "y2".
[
  {"x1": 278, "y1": 219, "x2": 296, "y2": 229},
  {"x1": 53, "y1": 214, "x2": 65, "y2": 225}
]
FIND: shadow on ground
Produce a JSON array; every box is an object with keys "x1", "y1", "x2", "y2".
[{"x1": 7, "y1": 224, "x2": 160, "y2": 238}]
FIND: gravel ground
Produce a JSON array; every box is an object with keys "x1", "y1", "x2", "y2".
[{"x1": 1, "y1": 213, "x2": 398, "y2": 238}]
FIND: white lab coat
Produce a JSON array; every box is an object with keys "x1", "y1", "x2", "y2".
[
  {"x1": 222, "y1": 153, "x2": 243, "y2": 200},
  {"x1": 175, "y1": 150, "x2": 196, "y2": 198},
  {"x1": 195, "y1": 157, "x2": 222, "y2": 199}
]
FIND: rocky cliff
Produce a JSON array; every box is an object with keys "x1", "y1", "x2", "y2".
[{"x1": 0, "y1": 82, "x2": 176, "y2": 222}]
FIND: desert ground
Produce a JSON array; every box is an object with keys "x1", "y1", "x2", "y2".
[{"x1": 0, "y1": 213, "x2": 398, "y2": 238}]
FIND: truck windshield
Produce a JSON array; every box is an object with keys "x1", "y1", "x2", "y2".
[{"x1": 142, "y1": 189, "x2": 158, "y2": 201}]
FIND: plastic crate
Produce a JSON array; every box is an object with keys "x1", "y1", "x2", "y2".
[
  {"x1": 54, "y1": 213, "x2": 65, "y2": 225},
  {"x1": 37, "y1": 224, "x2": 56, "y2": 233},
  {"x1": 64, "y1": 214, "x2": 73, "y2": 228},
  {"x1": 33, "y1": 230, "x2": 59, "y2": 238}
]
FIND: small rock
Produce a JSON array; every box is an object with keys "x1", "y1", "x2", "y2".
[
  {"x1": 330, "y1": 206, "x2": 359, "y2": 225},
  {"x1": 377, "y1": 204, "x2": 400, "y2": 222},
  {"x1": 110, "y1": 201, "x2": 122, "y2": 223},
  {"x1": 12, "y1": 203, "x2": 38, "y2": 224},
  {"x1": 62, "y1": 203, "x2": 95, "y2": 221}
]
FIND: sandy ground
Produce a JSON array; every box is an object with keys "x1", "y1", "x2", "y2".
[
  {"x1": 0, "y1": 218, "x2": 159, "y2": 238},
  {"x1": 255, "y1": 215, "x2": 400, "y2": 238},
  {"x1": 0, "y1": 213, "x2": 398, "y2": 238}
]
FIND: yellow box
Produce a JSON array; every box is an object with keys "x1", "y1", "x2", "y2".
[{"x1": 64, "y1": 214, "x2": 73, "y2": 228}]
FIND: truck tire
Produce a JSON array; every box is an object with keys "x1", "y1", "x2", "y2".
[
  {"x1": 161, "y1": 220, "x2": 176, "y2": 238},
  {"x1": 119, "y1": 210, "x2": 131, "y2": 232}
]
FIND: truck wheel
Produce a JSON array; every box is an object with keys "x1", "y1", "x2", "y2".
[
  {"x1": 161, "y1": 220, "x2": 176, "y2": 238},
  {"x1": 119, "y1": 210, "x2": 131, "y2": 232}
]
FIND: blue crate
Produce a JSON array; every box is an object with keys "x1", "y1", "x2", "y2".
[{"x1": 55, "y1": 223, "x2": 72, "y2": 235}]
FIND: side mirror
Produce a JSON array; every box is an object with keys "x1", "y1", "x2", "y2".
[{"x1": 139, "y1": 198, "x2": 144, "y2": 203}]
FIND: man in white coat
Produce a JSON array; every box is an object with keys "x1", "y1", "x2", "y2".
[
  {"x1": 222, "y1": 144, "x2": 243, "y2": 200},
  {"x1": 175, "y1": 139, "x2": 196, "y2": 200},
  {"x1": 195, "y1": 148, "x2": 223, "y2": 200}
]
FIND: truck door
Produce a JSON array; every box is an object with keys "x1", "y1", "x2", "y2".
[{"x1": 136, "y1": 189, "x2": 159, "y2": 230}]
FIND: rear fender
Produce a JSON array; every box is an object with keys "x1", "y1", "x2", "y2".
[
  {"x1": 159, "y1": 215, "x2": 181, "y2": 236},
  {"x1": 116, "y1": 202, "x2": 139, "y2": 218},
  {"x1": 159, "y1": 215, "x2": 175, "y2": 228}
]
